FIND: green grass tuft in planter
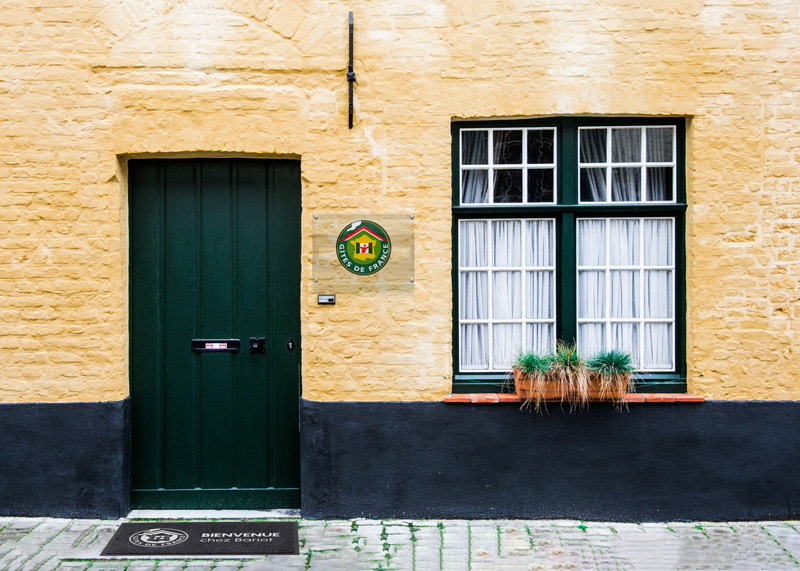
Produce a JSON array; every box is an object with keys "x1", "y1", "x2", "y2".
[
  {"x1": 552, "y1": 341, "x2": 590, "y2": 411},
  {"x1": 512, "y1": 344, "x2": 635, "y2": 413},
  {"x1": 587, "y1": 349, "x2": 636, "y2": 410}
]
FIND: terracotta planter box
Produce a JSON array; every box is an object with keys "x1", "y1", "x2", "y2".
[{"x1": 513, "y1": 369, "x2": 629, "y2": 402}]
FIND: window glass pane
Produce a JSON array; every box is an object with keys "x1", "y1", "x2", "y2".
[
  {"x1": 492, "y1": 220, "x2": 522, "y2": 266},
  {"x1": 610, "y1": 323, "x2": 639, "y2": 368},
  {"x1": 527, "y1": 169, "x2": 554, "y2": 203},
  {"x1": 460, "y1": 324, "x2": 488, "y2": 370},
  {"x1": 643, "y1": 323, "x2": 672, "y2": 369},
  {"x1": 526, "y1": 220, "x2": 554, "y2": 266},
  {"x1": 577, "y1": 219, "x2": 605, "y2": 266},
  {"x1": 459, "y1": 221, "x2": 488, "y2": 267},
  {"x1": 644, "y1": 271, "x2": 673, "y2": 318},
  {"x1": 462, "y1": 131, "x2": 488, "y2": 165},
  {"x1": 527, "y1": 130, "x2": 554, "y2": 164},
  {"x1": 608, "y1": 219, "x2": 639, "y2": 266},
  {"x1": 526, "y1": 271, "x2": 553, "y2": 319},
  {"x1": 459, "y1": 272, "x2": 488, "y2": 319},
  {"x1": 643, "y1": 219, "x2": 673, "y2": 265},
  {"x1": 646, "y1": 167, "x2": 673, "y2": 201},
  {"x1": 493, "y1": 169, "x2": 522, "y2": 203},
  {"x1": 493, "y1": 271, "x2": 521, "y2": 319},
  {"x1": 578, "y1": 271, "x2": 605, "y2": 318},
  {"x1": 611, "y1": 128, "x2": 641, "y2": 163},
  {"x1": 493, "y1": 130, "x2": 523, "y2": 164},
  {"x1": 461, "y1": 170, "x2": 488, "y2": 203},
  {"x1": 579, "y1": 128, "x2": 606, "y2": 163},
  {"x1": 526, "y1": 323, "x2": 554, "y2": 355},
  {"x1": 610, "y1": 271, "x2": 639, "y2": 318},
  {"x1": 493, "y1": 324, "x2": 522, "y2": 370},
  {"x1": 646, "y1": 127, "x2": 673, "y2": 162},
  {"x1": 578, "y1": 323, "x2": 605, "y2": 358},
  {"x1": 611, "y1": 167, "x2": 641, "y2": 201},
  {"x1": 580, "y1": 168, "x2": 606, "y2": 202}
]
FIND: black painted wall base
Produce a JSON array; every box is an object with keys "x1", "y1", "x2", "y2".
[
  {"x1": 300, "y1": 399, "x2": 800, "y2": 522},
  {"x1": 0, "y1": 399, "x2": 129, "y2": 519}
]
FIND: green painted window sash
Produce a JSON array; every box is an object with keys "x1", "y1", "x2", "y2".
[{"x1": 451, "y1": 117, "x2": 687, "y2": 394}]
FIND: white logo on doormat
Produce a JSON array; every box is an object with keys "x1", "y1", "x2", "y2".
[{"x1": 129, "y1": 528, "x2": 189, "y2": 547}]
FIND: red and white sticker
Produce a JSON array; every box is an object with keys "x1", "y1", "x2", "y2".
[{"x1": 205, "y1": 342, "x2": 228, "y2": 350}]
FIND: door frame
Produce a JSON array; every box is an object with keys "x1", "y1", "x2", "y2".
[{"x1": 125, "y1": 156, "x2": 303, "y2": 510}]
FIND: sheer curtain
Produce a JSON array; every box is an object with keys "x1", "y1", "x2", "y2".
[
  {"x1": 461, "y1": 131, "x2": 488, "y2": 203},
  {"x1": 577, "y1": 219, "x2": 606, "y2": 358},
  {"x1": 459, "y1": 221, "x2": 489, "y2": 369},
  {"x1": 577, "y1": 218, "x2": 673, "y2": 369},
  {"x1": 462, "y1": 171, "x2": 487, "y2": 203},
  {"x1": 579, "y1": 128, "x2": 607, "y2": 202},
  {"x1": 491, "y1": 221, "x2": 522, "y2": 369},
  {"x1": 643, "y1": 219, "x2": 673, "y2": 368},
  {"x1": 459, "y1": 218, "x2": 555, "y2": 371}
]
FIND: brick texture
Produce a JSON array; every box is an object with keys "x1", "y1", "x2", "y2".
[{"x1": 0, "y1": 0, "x2": 799, "y2": 402}]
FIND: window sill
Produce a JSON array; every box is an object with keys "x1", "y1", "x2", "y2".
[{"x1": 443, "y1": 393, "x2": 704, "y2": 404}]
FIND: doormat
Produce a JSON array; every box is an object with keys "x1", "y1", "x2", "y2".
[{"x1": 101, "y1": 521, "x2": 299, "y2": 556}]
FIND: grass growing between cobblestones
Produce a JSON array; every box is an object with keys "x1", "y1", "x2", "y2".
[
  {"x1": 693, "y1": 524, "x2": 710, "y2": 539},
  {"x1": 380, "y1": 522, "x2": 391, "y2": 563},
  {"x1": 408, "y1": 522, "x2": 419, "y2": 570},
  {"x1": 4, "y1": 518, "x2": 800, "y2": 570},
  {"x1": 764, "y1": 524, "x2": 800, "y2": 567},
  {"x1": 437, "y1": 522, "x2": 444, "y2": 570}
]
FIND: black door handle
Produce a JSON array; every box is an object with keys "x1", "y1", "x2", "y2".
[{"x1": 249, "y1": 337, "x2": 266, "y2": 354}]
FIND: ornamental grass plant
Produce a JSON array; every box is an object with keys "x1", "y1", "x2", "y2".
[
  {"x1": 587, "y1": 349, "x2": 636, "y2": 410},
  {"x1": 511, "y1": 351, "x2": 552, "y2": 411},
  {"x1": 512, "y1": 343, "x2": 634, "y2": 413},
  {"x1": 552, "y1": 341, "x2": 590, "y2": 411}
]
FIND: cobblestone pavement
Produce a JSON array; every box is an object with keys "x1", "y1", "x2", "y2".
[{"x1": 1, "y1": 517, "x2": 799, "y2": 570}]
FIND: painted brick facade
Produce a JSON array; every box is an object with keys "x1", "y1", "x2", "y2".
[{"x1": 1, "y1": 0, "x2": 799, "y2": 402}]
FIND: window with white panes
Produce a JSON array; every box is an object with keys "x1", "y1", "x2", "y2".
[
  {"x1": 576, "y1": 218, "x2": 675, "y2": 370},
  {"x1": 578, "y1": 126, "x2": 676, "y2": 203},
  {"x1": 453, "y1": 119, "x2": 686, "y2": 391},
  {"x1": 459, "y1": 219, "x2": 556, "y2": 371},
  {"x1": 460, "y1": 128, "x2": 557, "y2": 205}
]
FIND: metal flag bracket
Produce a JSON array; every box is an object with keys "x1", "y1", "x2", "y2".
[{"x1": 348, "y1": 11, "x2": 355, "y2": 129}]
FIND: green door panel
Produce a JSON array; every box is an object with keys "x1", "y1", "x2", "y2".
[{"x1": 129, "y1": 159, "x2": 301, "y2": 509}]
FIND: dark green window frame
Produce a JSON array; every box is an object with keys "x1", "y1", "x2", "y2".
[{"x1": 451, "y1": 117, "x2": 687, "y2": 394}]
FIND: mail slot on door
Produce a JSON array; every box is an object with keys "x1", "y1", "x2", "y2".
[{"x1": 191, "y1": 339, "x2": 241, "y2": 353}]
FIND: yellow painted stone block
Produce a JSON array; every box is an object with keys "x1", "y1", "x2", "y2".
[{"x1": 1, "y1": 0, "x2": 800, "y2": 402}]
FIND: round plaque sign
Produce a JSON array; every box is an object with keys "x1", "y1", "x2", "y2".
[{"x1": 336, "y1": 220, "x2": 392, "y2": 275}]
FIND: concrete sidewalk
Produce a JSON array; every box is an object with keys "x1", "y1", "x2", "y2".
[{"x1": 1, "y1": 515, "x2": 799, "y2": 570}]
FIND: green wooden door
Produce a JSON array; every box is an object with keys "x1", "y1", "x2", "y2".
[{"x1": 129, "y1": 159, "x2": 301, "y2": 509}]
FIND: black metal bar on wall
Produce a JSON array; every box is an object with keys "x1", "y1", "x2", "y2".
[
  {"x1": 300, "y1": 399, "x2": 800, "y2": 521},
  {"x1": 347, "y1": 11, "x2": 355, "y2": 129}
]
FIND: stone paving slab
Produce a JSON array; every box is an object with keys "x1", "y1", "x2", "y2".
[{"x1": 0, "y1": 518, "x2": 798, "y2": 570}]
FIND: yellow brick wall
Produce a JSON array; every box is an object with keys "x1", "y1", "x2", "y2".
[{"x1": 1, "y1": 0, "x2": 798, "y2": 402}]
